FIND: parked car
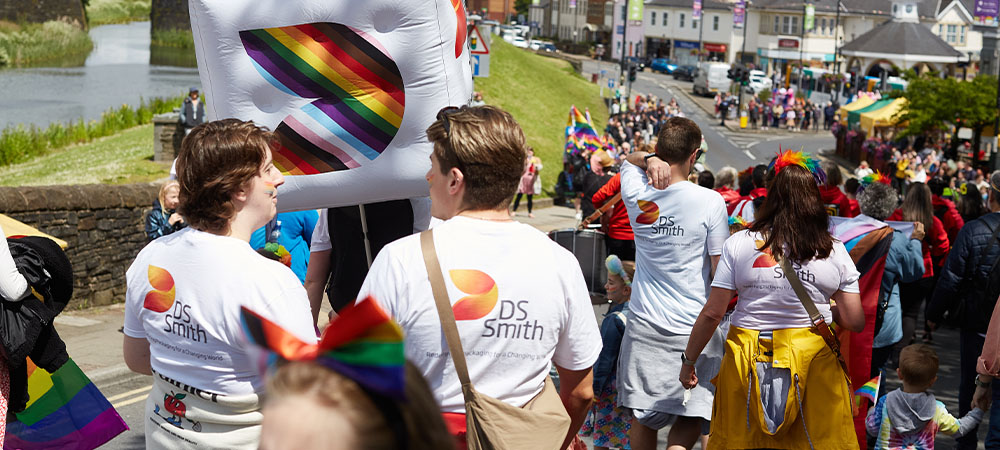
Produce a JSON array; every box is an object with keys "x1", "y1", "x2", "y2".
[
  {"x1": 541, "y1": 43, "x2": 558, "y2": 52},
  {"x1": 512, "y1": 37, "x2": 529, "y2": 48},
  {"x1": 672, "y1": 65, "x2": 698, "y2": 81},
  {"x1": 746, "y1": 70, "x2": 772, "y2": 93},
  {"x1": 692, "y1": 62, "x2": 731, "y2": 97},
  {"x1": 650, "y1": 58, "x2": 678, "y2": 74},
  {"x1": 624, "y1": 56, "x2": 648, "y2": 71}
]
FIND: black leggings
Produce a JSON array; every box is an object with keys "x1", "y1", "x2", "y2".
[{"x1": 513, "y1": 193, "x2": 533, "y2": 213}]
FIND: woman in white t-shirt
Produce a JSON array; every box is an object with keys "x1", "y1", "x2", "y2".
[
  {"x1": 356, "y1": 106, "x2": 602, "y2": 449},
  {"x1": 679, "y1": 152, "x2": 865, "y2": 449},
  {"x1": 123, "y1": 120, "x2": 316, "y2": 449}
]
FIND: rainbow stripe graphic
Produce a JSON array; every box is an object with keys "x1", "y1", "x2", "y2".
[
  {"x1": 565, "y1": 105, "x2": 601, "y2": 155},
  {"x1": 241, "y1": 297, "x2": 406, "y2": 399},
  {"x1": 7, "y1": 358, "x2": 128, "y2": 449},
  {"x1": 854, "y1": 374, "x2": 881, "y2": 405},
  {"x1": 240, "y1": 22, "x2": 405, "y2": 175}
]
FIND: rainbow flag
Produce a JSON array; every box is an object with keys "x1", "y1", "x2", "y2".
[
  {"x1": 855, "y1": 374, "x2": 881, "y2": 405},
  {"x1": 240, "y1": 22, "x2": 405, "y2": 175},
  {"x1": 7, "y1": 358, "x2": 128, "y2": 449},
  {"x1": 565, "y1": 105, "x2": 601, "y2": 155}
]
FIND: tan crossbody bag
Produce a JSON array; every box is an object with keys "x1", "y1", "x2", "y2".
[{"x1": 419, "y1": 230, "x2": 572, "y2": 450}]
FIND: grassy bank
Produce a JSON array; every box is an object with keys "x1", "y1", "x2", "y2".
[
  {"x1": 474, "y1": 40, "x2": 608, "y2": 194},
  {"x1": 85, "y1": 0, "x2": 151, "y2": 26},
  {"x1": 151, "y1": 29, "x2": 194, "y2": 49},
  {"x1": 0, "y1": 96, "x2": 183, "y2": 167},
  {"x1": 0, "y1": 20, "x2": 93, "y2": 67},
  {"x1": 0, "y1": 125, "x2": 167, "y2": 186}
]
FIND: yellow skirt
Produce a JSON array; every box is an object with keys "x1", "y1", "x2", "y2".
[{"x1": 707, "y1": 326, "x2": 858, "y2": 450}]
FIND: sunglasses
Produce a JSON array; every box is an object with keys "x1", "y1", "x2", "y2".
[{"x1": 437, "y1": 106, "x2": 464, "y2": 137}]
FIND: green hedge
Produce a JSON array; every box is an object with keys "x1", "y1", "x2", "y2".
[{"x1": 0, "y1": 21, "x2": 93, "y2": 67}]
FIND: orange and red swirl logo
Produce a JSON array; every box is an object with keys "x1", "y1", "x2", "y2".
[
  {"x1": 635, "y1": 200, "x2": 659, "y2": 225},
  {"x1": 144, "y1": 265, "x2": 176, "y2": 313},
  {"x1": 752, "y1": 240, "x2": 777, "y2": 268},
  {"x1": 449, "y1": 269, "x2": 498, "y2": 321}
]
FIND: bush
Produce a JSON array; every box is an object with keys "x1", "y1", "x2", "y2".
[
  {"x1": 86, "y1": 0, "x2": 151, "y2": 26},
  {"x1": 0, "y1": 96, "x2": 184, "y2": 167},
  {"x1": 151, "y1": 29, "x2": 195, "y2": 49},
  {"x1": 0, "y1": 20, "x2": 93, "y2": 67}
]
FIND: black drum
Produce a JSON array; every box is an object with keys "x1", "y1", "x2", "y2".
[{"x1": 548, "y1": 228, "x2": 607, "y2": 301}]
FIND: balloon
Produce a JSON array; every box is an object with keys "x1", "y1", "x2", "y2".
[{"x1": 189, "y1": 0, "x2": 473, "y2": 211}]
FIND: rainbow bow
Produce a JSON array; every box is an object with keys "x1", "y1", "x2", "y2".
[
  {"x1": 728, "y1": 216, "x2": 748, "y2": 227},
  {"x1": 769, "y1": 148, "x2": 826, "y2": 185},
  {"x1": 240, "y1": 297, "x2": 406, "y2": 399}
]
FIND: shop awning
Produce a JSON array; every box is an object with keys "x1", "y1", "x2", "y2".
[
  {"x1": 848, "y1": 99, "x2": 894, "y2": 130},
  {"x1": 836, "y1": 96, "x2": 875, "y2": 124},
  {"x1": 859, "y1": 97, "x2": 908, "y2": 135},
  {"x1": 0, "y1": 214, "x2": 68, "y2": 249}
]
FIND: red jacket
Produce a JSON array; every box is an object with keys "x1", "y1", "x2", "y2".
[
  {"x1": 931, "y1": 194, "x2": 964, "y2": 243},
  {"x1": 819, "y1": 185, "x2": 855, "y2": 217},
  {"x1": 888, "y1": 209, "x2": 950, "y2": 278},
  {"x1": 592, "y1": 173, "x2": 633, "y2": 241},
  {"x1": 847, "y1": 198, "x2": 861, "y2": 218},
  {"x1": 729, "y1": 188, "x2": 767, "y2": 217},
  {"x1": 716, "y1": 186, "x2": 741, "y2": 212}
]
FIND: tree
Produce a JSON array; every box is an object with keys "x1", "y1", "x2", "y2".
[
  {"x1": 515, "y1": 0, "x2": 531, "y2": 17},
  {"x1": 892, "y1": 70, "x2": 997, "y2": 159}
]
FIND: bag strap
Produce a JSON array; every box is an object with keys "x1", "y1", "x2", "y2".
[
  {"x1": 419, "y1": 230, "x2": 474, "y2": 391},
  {"x1": 579, "y1": 192, "x2": 621, "y2": 230},
  {"x1": 778, "y1": 257, "x2": 825, "y2": 326}
]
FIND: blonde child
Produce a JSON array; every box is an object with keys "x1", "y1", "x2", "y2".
[{"x1": 579, "y1": 255, "x2": 635, "y2": 450}]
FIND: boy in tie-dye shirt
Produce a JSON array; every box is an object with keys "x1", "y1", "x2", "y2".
[{"x1": 867, "y1": 344, "x2": 985, "y2": 449}]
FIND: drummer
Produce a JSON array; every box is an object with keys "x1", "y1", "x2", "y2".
[{"x1": 617, "y1": 117, "x2": 729, "y2": 450}]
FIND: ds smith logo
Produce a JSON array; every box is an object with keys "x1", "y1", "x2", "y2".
[
  {"x1": 635, "y1": 200, "x2": 659, "y2": 224},
  {"x1": 144, "y1": 265, "x2": 176, "y2": 312},
  {"x1": 449, "y1": 270, "x2": 544, "y2": 341},
  {"x1": 636, "y1": 200, "x2": 684, "y2": 236}
]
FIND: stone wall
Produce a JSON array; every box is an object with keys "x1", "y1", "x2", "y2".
[
  {"x1": 151, "y1": 0, "x2": 190, "y2": 32},
  {"x1": 0, "y1": 0, "x2": 86, "y2": 25},
  {"x1": 153, "y1": 112, "x2": 183, "y2": 162},
  {"x1": 0, "y1": 184, "x2": 160, "y2": 309}
]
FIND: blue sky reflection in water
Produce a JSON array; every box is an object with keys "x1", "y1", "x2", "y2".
[{"x1": 0, "y1": 21, "x2": 201, "y2": 129}]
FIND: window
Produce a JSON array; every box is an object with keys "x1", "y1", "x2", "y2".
[
  {"x1": 820, "y1": 18, "x2": 827, "y2": 35},
  {"x1": 947, "y1": 24, "x2": 957, "y2": 43},
  {"x1": 938, "y1": 24, "x2": 943, "y2": 35},
  {"x1": 791, "y1": 16, "x2": 800, "y2": 34},
  {"x1": 663, "y1": 12, "x2": 668, "y2": 26},
  {"x1": 693, "y1": 18, "x2": 699, "y2": 29},
  {"x1": 773, "y1": 15, "x2": 780, "y2": 34},
  {"x1": 961, "y1": 25, "x2": 967, "y2": 44},
  {"x1": 651, "y1": 11, "x2": 656, "y2": 25},
  {"x1": 680, "y1": 13, "x2": 685, "y2": 28},
  {"x1": 782, "y1": 16, "x2": 791, "y2": 34},
  {"x1": 713, "y1": 15, "x2": 719, "y2": 31}
]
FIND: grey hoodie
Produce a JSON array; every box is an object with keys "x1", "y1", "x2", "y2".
[{"x1": 867, "y1": 388, "x2": 984, "y2": 444}]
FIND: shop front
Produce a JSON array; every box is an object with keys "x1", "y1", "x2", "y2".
[
  {"x1": 647, "y1": 38, "x2": 671, "y2": 59},
  {"x1": 704, "y1": 43, "x2": 727, "y2": 63},
  {"x1": 674, "y1": 40, "x2": 700, "y2": 66}
]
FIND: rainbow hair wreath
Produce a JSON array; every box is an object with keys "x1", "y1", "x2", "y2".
[
  {"x1": 857, "y1": 171, "x2": 890, "y2": 194},
  {"x1": 605, "y1": 255, "x2": 631, "y2": 286},
  {"x1": 769, "y1": 148, "x2": 826, "y2": 185},
  {"x1": 728, "y1": 216, "x2": 748, "y2": 227}
]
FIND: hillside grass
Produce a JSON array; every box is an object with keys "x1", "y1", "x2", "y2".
[
  {"x1": 85, "y1": 0, "x2": 151, "y2": 26},
  {"x1": 0, "y1": 20, "x2": 92, "y2": 67},
  {"x1": 0, "y1": 124, "x2": 168, "y2": 186},
  {"x1": 475, "y1": 40, "x2": 608, "y2": 195}
]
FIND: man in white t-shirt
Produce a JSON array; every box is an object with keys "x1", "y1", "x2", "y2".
[
  {"x1": 618, "y1": 117, "x2": 729, "y2": 450},
  {"x1": 123, "y1": 119, "x2": 316, "y2": 448},
  {"x1": 357, "y1": 105, "x2": 601, "y2": 449}
]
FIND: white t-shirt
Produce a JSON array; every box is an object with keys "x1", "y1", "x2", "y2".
[
  {"x1": 124, "y1": 228, "x2": 316, "y2": 395},
  {"x1": 619, "y1": 161, "x2": 729, "y2": 334},
  {"x1": 712, "y1": 230, "x2": 861, "y2": 330},
  {"x1": 356, "y1": 216, "x2": 602, "y2": 413}
]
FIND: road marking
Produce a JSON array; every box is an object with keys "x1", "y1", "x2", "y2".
[
  {"x1": 744, "y1": 150, "x2": 757, "y2": 160},
  {"x1": 107, "y1": 385, "x2": 152, "y2": 403},
  {"x1": 113, "y1": 393, "x2": 150, "y2": 409}
]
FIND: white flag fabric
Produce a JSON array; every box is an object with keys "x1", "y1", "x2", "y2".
[{"x1": 189, "y1": 0, "x2": 473, "y2": 211}]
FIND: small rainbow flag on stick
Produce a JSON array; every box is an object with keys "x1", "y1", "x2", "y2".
[
  {"x1": 7, "y1": 358, "x2": 128, "y2": 449},
  {"x1": 854, "y1": 373, "x2": 881, "y2": 408},
  {"x1": 565, "y1": 105, "x2": 601, "y2": 155}
]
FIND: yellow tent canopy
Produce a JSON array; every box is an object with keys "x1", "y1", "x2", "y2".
[
  {"x1": 859, "y1": 97, "x2": 908, "y2": 135},
  {"x1": 0, "y1": 214, "x2": 68, "y2": 249},
  {"x1": 837, "y1": 96, "x2": 875, "y2": 124}
]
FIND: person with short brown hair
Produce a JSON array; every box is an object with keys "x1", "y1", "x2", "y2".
[
  {"x1": 867, "y1": 344, "x2": 985, "y2": 447},
  {"x1": 123, "y1": 119, "x2": 316, "y2": 448},
  {"x1": 357, "y1": 105, "x2": 602, "y2": 449}
]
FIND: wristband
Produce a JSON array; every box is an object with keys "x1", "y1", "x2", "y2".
[
  {"x1": 681, "y1": 352, "x2": 697, "y2": 367},
  {"x1": 975, "y1": 375, "x2": 992, "y2": 388}
]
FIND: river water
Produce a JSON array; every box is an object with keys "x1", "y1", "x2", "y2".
[{"x1": 0, "y1": 21, "x2": 201, "y2": 129}]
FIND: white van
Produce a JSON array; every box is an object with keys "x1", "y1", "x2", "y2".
[{"x1": 692, "y1": 62, "x2": 731, "y2": 97}]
